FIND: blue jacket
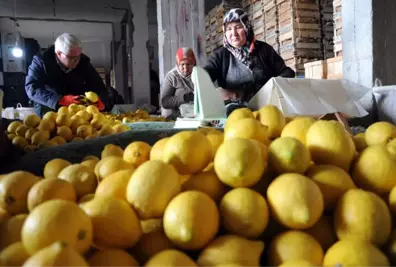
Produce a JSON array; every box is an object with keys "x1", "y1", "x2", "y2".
[{"x1": 25, "y1": 46, "x2": 109, "y2": 117}]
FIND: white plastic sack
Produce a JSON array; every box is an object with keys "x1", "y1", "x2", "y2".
[
  {"x1": 2, "y1": 103, "x2": 35, "y2": 120},
  {"x1": 370, "y1": 79, "x2": 396, "y2": 124},
  {"x1": 248, "y1": 77, "x2": 371, "y2": 118}
]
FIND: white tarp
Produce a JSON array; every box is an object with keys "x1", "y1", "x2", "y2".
[{"x1": 248, "y1": 77, "x2": 371, "y2": 118}]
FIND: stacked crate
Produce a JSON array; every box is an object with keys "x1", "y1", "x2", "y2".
[
  {"x1": 95, "y1": 67, "x2": 106, "y2": 86},
  {"x1": 277, "y1": 0, "x2": 323, "y2": 76},
  {"x1": 246, "y1": 1, "x2": 266, "y2": 42},
  {"x1": 319, "y1": 0, "x2": 334, "y2": 59},
  {"x1": 263, "y1": 0, "x2": 280, "y2": 52},
  {"x1": 205, "y1": 1, "x2": 243, "y2": 56},
  {"x1": 333, "y1": 0, "x2": 342, "y2": 57}
]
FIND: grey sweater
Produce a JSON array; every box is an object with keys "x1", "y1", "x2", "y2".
[{"x1": 160, "y1": 67, "x2": 194, "y2": 118}]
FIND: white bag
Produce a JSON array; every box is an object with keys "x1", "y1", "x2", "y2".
[
  {"x1": 2, "y1": 103, "x2": 35, "y2": 120},
  {"x1": 248, "y1": 77, "x2": 370, "y2": 118},
  {"x1": 371, "y1": 78, "x2": 396, "y2": 124}
]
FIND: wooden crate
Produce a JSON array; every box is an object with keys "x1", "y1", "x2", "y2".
[
  {"x1": 255, "y1": 31, "x2": 266, "y2": 42},
  {"x1": 280, "y1": 45, "x2": 323, "y2": 60},
  {"x1": 327, "y1": 56, "x2": 342, "y2": 79},
  {"x1": 304, "y1": 59, "x2": 327, "y2": 79},
  {"x1": 263, "y1": 0, "x2": 276, "y2": 11},
  {"x1": 277, "y1": 1, "x2": 319, "y2": 15},
  {"x1": 279, "y1": 28, "x2": 322, "y2": 48},
  {"x1": 278, "y1": 8, "x2": 320, "y2": 25}
]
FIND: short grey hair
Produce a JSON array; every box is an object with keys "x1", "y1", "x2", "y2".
[{"x1": 54, "y1": 33, "x2": 82, "y2": 54}]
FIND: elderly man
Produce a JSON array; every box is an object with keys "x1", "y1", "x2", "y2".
[{"x1": 25, "y1": 33, "x2": 109, "y2": 117}]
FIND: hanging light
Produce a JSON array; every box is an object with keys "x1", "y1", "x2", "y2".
[{"x1": 11, "y1": 32, "x2": 23, "y2": 58}]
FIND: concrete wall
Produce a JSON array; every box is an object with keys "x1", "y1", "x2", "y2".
[
  {"x1": 343, "y1": 0, "x2": 396, "y2": 87},
  {"x1": 342, "y1": 0, "x2": 373, "y2": 88},
  {"x1": 0, "y1": 18, "x2": 113, "y2": 70}
]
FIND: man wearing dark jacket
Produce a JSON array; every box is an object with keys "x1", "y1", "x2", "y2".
[{"x1": 25, "y1": 33, "x2": 109, "y2": 117}]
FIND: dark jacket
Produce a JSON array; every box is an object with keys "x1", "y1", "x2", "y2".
[
  {"x1": 25, "y1": 46, "x2": 110, "y2": 117},
  {"x1": 203, "y1": 41, "x2": 295, "y2": 101}
]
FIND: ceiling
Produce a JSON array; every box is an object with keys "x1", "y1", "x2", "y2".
[{"x1": 0, "y1": 0, "x2": 130, "y2": 22}]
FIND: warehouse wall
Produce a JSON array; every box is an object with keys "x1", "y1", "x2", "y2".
[
  {"x1": 0, "y1": 18, "x2": 113, "y2": 70},
  {"x1": 343, "y1": 0, "x2": 396, "y2": 87}
]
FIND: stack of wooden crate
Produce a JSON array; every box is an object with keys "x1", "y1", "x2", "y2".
[
  {"x1": 320, "y1": 0, "x2": 334, "y2": 59},
  {"x1": 333, "y1": 0, "x2": 342, "y2": 57},
  {"x1": 247, "y1": 0, "x2": 266, "y2": 42},
  {"x1": 205, "y1": 1, "x2": 243, "y2": 56},
  {"x1": 277, "y1": 0, "x2": 323, "y2": 76},
  {"x1": 95, "y1": 67, "x2": 107, "y2": 86},
  {"x1": 263, "y1": 0, "x2": 279, "y2": 53}
]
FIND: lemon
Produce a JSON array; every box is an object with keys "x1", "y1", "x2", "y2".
[
  {"x1": 80, "y1": 196, "x2": 142, "y2": 248},
  {"x1": 145, "y1": 249, "x2": 197, "y2": 267},
  {"x1": 257, "y1": 105, "x2": 286, "y2": 139},
  {"x1": 267, "y1": 173, "x2": 324, "y2": 229},
  {"x1": 306, "y1": 120, "x2": 356, "y2": 171},
  {"x1": 197, "y1": 235, "x2": 264, "y2": 267},
  {"x1": 163, "y1": 191, "x2": 219, "y2": 250},
  {"x1": 224, "y1": 118, "x2": 270, "y2": 144},
  {"x1": 85, "y1": 91, "x2": 99, "y2": 103},
  {"x1": 95, "y1": 169, "x2": 134, "y2": 201},
  {"x1": 353, "y1": 132, "x2": 368, "y2": 151},
  {"x1": 0, "y1": 242, "x2": 30, "y2": 266},
  {"x1": 214, "y1": 138, "x2": 266, "y2": 188},
  {"x1": 267, "y1": 230, "x2": 324, "y2": 266},
  {"x1": 123, "y1": 141, "x2": 151, "y2": 167},
  {"x1": 58, "y1": 164, "x2": 97, "y2": 198},
  {"x1": 280, "y1": 117, "x2": 316, "y2": 146},
  {"x1": 126, "y1": 160, "x2": 181, "y2": 219},
  {"x1": 323, "y1": 240, "x2": 389, "y2": 266},
  {"x1": 304, "y1": 216, "x2": 337, "y2": 251},
  {"x1": 7, "y1": 121, "x2": 22, "y2": 133},
  {"x1": 219, "y1": 188, "x2": 269, "y2": 238},
  {"x1": 150, "y1": 138, "x2": 169, "y2": 161},
  {"x1": 43, "y1": 158, "x2": 71, "y2": 179},
  {"x1": 12, "y1": 136, "x2": 28, "y2": 148},
  {"x1": 22, "y1": 241, "x2": 88, "y2": 267},
  {"x1": 279, "y1": 260, "x2": 317, "y2": 267},
  {"x1": 42, "y1": 111, "x2": 57, "y2": 121},
  {"x1": 56, "y1": 126, "x2": 73, "y2": 141},
  {"x1": 182, "y1": 170, "x2": 226, "y2": 202},
  {"x1": 224, "y1": 108, "x2": 254, "y2": 131},
  {"x1": 365, "y1": 121, "x2": 396, "y2": 146},
  {"x1": 306, "y1": 164, "x2": 356, "y2": 209},
  {"x1": 101, "y1": 144, "x2": 124, "y2": 158},
  {"x1": 88, "y1": 249, "x2": 139, "y2": 267},
  {"x1": 95, "y1": 156, "x2": 133, "y2": 182},
  {"x1": 85, "y1": 105, "x2": 100, "y2": 114},
  {"x1": 55, "y1": 114, "x2": 72, "y2": 127},
  {"x1": 133, "y1": 231, "x2": 174, "y2": 264},
  {"x1": 334, "y1": 189, "x2": 391, "y2": 246},
  {"x1": 352, "y1": 145, "x2": 396, "y2": 194},
  {"x1": 0, "y1": 214, "x2": 28, "y2": 250},
  {"x1": 268, "y1": 137, "x2": 311, "y2": 174},
  {"x1": 163, "y1": 131, "x2": 212, "y2": 175},
  {"x1": 23, "y1": 114, "x2": 41, "y2": 128},
  {"x1": 37, "y1": 119, "x2": 56, "y2": 132}
]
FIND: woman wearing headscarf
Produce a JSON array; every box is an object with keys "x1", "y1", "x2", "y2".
[
  {"x1": 160, "y1": 47, "x2": 196, "y2": 119},
  {"x1": 204, "y1": 8, "x2": 295, "y2": 114}
]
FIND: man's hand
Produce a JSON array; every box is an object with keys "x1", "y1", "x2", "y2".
[
  {"x1": 59, "y1": 95, "x2": 80, "y2": 106},
  {"x1": 217, "y1": 88, "x2": 238, "y2": 101}
]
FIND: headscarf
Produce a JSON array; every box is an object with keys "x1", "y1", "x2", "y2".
[
  {"x1": 223, "y1": 8, "x2": 256, "y2": 68},
  {"x1": 175, "y1": 47, "x2": 196, "y2": 78}
]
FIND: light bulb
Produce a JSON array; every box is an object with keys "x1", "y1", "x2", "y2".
[{"x1": 12, "y1": 47, "x2": 23, "y2": 58}]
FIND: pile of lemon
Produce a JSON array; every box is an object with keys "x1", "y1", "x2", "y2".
[
  {"x1": 1, "y1": 104, "x2": 396, "y2": 266},
  {"x1": 5, "y1": 104, "x2": 131, "y2": 152}
]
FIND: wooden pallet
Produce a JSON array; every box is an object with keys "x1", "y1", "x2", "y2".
[{"x1": 255, "y1": 31, "x2": 266, "y2": 41}]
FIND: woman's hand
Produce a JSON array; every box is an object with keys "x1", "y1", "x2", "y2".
[{"x1": 217, "y1": 88, "x2": 238, "y2": 101}]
